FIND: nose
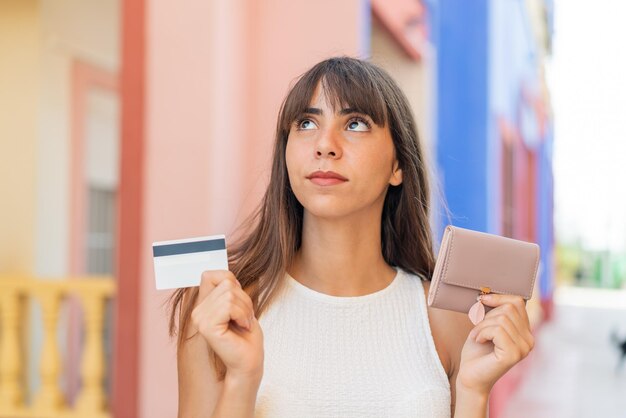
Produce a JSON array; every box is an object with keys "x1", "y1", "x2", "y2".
[{"x1": 315, "y1": 128, "x2": 342, "y2": 159}]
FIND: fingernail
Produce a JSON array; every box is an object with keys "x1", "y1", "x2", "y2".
[{"x1": 246, "y1": 319, "x2": 252, "y2": 330}]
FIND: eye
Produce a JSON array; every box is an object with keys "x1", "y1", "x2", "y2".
[
  {"x1": 295, "y1": 118, "x2": 317, "y2": 130},
  {"x1": 346, "y1": 117, "x2": 372, "y2": 132}
]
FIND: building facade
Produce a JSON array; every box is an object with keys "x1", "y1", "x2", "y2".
[{"x1": 0, "y1": 1, "x2": 553, "y2": 417}]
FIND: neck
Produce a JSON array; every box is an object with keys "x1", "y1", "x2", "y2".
[{"x1": 289, "y1": 207, "x2": 397, "y2": 297}]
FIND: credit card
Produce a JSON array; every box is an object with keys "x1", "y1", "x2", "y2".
[{"x1": 152, "y1": 234, "x2": 229, "y2": 290}]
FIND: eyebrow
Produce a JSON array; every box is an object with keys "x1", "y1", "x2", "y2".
[{"x1": 303, "y1": 107, "x2": 363, "y2": 116}]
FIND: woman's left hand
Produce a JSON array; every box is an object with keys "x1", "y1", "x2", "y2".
[{"x1": 456, "y1": 293, "x2": 535, "y2": 395}]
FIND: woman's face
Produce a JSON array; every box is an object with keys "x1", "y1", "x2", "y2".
[{"x1": 285, "y1": 83, "x2": 402, "y2": 220}]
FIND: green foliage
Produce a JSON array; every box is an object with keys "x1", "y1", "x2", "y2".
[{"x1": 556, "y1": 242, "x2": 626, "y2": 289}]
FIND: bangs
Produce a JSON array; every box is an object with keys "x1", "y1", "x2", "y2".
[{"x1": 280, "y1": 58, "x2": 389, "y2": 132}]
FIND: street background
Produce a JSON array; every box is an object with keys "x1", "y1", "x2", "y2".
[{"x1": 0, "y1": 1, "x2": 624, "y2": 417}]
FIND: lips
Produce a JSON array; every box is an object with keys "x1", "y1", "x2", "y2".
[{"x1": 306, "y1": 170, "x2": 348, "y2": 186}]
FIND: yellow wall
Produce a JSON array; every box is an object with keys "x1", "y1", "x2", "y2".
[
  {"x1": 370, "y1": 17, "x2": 435, "y2": 151},
  {"x1": 0, "y1": 0, "x2": 39, "y2": 273}
]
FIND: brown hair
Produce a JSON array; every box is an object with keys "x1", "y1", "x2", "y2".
[{"x1": 168, "y1": 56, "x2": 435, "y2": 380}]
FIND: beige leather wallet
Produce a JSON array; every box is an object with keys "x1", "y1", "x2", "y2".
[{"x1": 427, "y1": 225, "x2": 540, "y2": 324}]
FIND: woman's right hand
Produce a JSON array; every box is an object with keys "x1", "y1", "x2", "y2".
[{"x1": 191, "y1": 270, "x2": 264, "y2": 381}]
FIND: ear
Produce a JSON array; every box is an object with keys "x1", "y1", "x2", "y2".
[{"x1": 389, "y1": 160, "x2": 403, "y2": 186}]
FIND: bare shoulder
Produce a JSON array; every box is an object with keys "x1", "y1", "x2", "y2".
[{"x1": 421, "y1": 280, "x2": 474, "y2": 379}]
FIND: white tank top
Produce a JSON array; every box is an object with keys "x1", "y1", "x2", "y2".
[{"x1": 255, "y1": 268, "x2": 451, "y2": 418}]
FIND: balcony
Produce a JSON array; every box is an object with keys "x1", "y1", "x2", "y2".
[{"x1": 0, "y1": 276, "x2": 115, "y2": 418}]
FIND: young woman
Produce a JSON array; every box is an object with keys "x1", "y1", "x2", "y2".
[{"x1": 170, "y1": 57, "x2": 535, "y2": 418}]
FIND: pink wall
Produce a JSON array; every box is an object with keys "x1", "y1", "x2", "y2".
[
  {"x1": 243, "y1": 0, "x2": 365, "y2": 214},
  {"x1": 141, "y1": 1, "x2": 215, "y2": 417},
  {"x1": 130, "y1": 1, "x2": 367, "y2": 417},
  {"x1": 114, "y1": 0, "x2": 144, "y2": 415}
]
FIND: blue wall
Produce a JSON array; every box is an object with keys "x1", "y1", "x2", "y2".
[
  {"x1": 537, "y1": 127, "x2": 555, "y2": 298},
  {"x1": 430, "y1": 0, "x2": 555, "y2": 298},
  {"x1": 433, "y1": 0, "x2": 490, "y2": 233}
]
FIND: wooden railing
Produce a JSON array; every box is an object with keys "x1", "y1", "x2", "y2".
[{"x1": 0, "y1": 276, "x2": 115, "y2": 418}]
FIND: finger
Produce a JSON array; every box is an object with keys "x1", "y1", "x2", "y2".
[
  {"x1": 490, "y1": 298, "x2": 534, "y2": 349},
  {"x1": 226, "y1": 302, "x2": 252, "y2": 332},
  {"x1": 481, "y1": 294, "x2": 530, "y2": 327},
  {"x1": 204, "y1": 280, "x2": 254, "y2": 318},
  {"x1": 201, "y1": 284, "x2": 253, "y2": 326},
  {"x1": 484, "y1": 302, "x2": 523, "y2": 331},
  {"x1": 198, "y1": 270, "x2": 240, "y2": 301},
  {"x1": 471, "y1": 313, "x2": 531, "y2": 354},
  {"x1": 475, "y1": 325, "x2": 527, "y2": 364},
  {"x1": 201, "y1": 294, "x2": 252, "y2": 332},
  {"x1": 482, "y1": 302, "x2": 534, "y2": 349}
]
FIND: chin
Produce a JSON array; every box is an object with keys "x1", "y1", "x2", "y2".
[
  {"x1": 297, "y1": 196, "x2": 353, "y2": 220},
  {"x1": 302, "y1": 198, "x2": 383, "y2": 222}
]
